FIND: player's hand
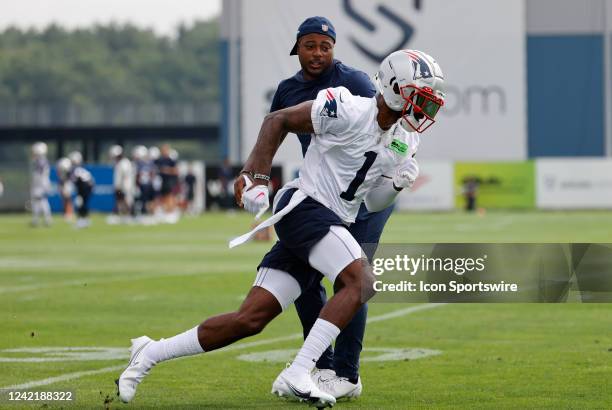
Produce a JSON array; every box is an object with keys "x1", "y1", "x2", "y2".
[
  {"x1": 242, "y1": 181, "x2": 270, "y2": 219},
  {"x1": 233, "y1": 173, "x2": 251, "y2": 206},
  {"x1": 393, "y1": 157, "x2": 419, "y2": 190}
]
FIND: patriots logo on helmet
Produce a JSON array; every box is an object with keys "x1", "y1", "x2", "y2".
[
  {"x1": 319, "y1": 89, "x2": 338, "y2": 118},
  {"x1": 405, "y1": 50, "x2": 433, "y2": 80}
]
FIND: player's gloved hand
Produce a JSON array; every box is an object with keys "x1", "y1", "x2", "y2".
[
  {"x1": 240, "y1": 175, "x2": 270, "y2": 219},
  {"x1": 393, "y1": 157, "x2": 419, "y2": 190}
]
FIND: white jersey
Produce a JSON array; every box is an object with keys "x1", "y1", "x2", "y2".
[
  {"x1": 296, "y1": 86, "x2": 419, "y2": 223},
  {"x1": 30, "y1": 157, "x2": 51, "y2": 198},
  {"x1": 114, "y1": 157, "x2": 134, "y2": 194}
]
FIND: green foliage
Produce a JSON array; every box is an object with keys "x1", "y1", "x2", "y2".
[{"x1": 0, "y1": 21, "x2": 219, "y2": 106}]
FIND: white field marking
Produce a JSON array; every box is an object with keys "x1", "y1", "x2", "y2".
[
  {"x1": 0, "y1": 365, "x2": 126, "y2": 391},
  {"x1": 0, "y1": 258, "x2": 79, "y2": 269},
  {"x1": 0, "y1": 303, "x2": 446, "y2": 391},
  {"x1": 237, "y1": 347, "x2": 442, "y2": 363},
  {"x1": 0, "y1": 347, "x2": 127, "y2": 363},
  {"x1": 366, "y1": 303, "x2": 446, "y2": 323},
  {"x1": 0, "y1": 263, "x2": 254, "y2": 295}
]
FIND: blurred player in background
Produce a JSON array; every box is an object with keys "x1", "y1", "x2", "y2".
[
  {"x1": 132, "y1": 145, "x2": 154, "y2": 220},
  {"x1": 30, "y1": 142, "x2": 52, "y2": 227},
  {"x1": 68, "y1": 151, "x2": 95, "y2": 229},
  {"x1": 169, "y1": 148, "x2": 182, "y2": 213},
  {"x1": 218, "y1": 158, "x2": 234, "y2": 210},
  {"x1": 108, "y1": 145, "x2": 134, "y2": 224},
  {"x1": 182, "y1": 164, "x2": 197, "y2": 215},
  {"x1": 148, "y1": 146, "x2": 162, "y2": 217},
  {"x1": 462, "y1": 176, "x2": 479, "y2": 212},
  {"x1": 157, "y1": 144, "x2": 179, "y2": 223},
  {"x1": 56, "y1": 157, "x2": 74, "y2": 221},
  {"x1": 235, "y1": 16, "x2": 382, "y2": 399}
]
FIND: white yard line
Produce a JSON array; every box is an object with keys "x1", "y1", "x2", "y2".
[
  {"x1": 0, "y1": 265, "x2": 252, "y2": 295},
  {"x1": 0, "y1": 303, "x2": 446, "y2": 391},
  {"x1": 0, "y1": 365, "x2": 126, "y2": 391}
]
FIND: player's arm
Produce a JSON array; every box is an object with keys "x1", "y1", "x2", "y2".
[
  {"x1": 235, "y1": 101, "x2": 313, "y2": 205},
  {"x1": 364, "y1": 157, "x2": 419, "y2": 212}
]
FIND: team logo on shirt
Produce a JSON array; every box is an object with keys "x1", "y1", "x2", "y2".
[{"x1": 320, "y1": 89, "x2": 338, "y2": 118}]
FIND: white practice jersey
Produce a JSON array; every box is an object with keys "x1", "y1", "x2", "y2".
[
  {"x1": 296, "y1": 86, "x2": 419, "y2": 223},
  {"x1": 114, "y1": 157, "x2": 134, "y2": 193},
  {"x1": 30, "y1": 157, "x2": 51, "y2": 198}
]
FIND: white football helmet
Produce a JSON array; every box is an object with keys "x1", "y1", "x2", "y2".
[
  {"x1": 374, "y1": 49, "x2": 445, "y2": 133},
  {"x1": 32, "y1": 142, "x2": 48, "y2": 157},
  {"x1": 132, "y1": 145, "x2": 148, "y2": 161},
  {"x1": 57, "y1": 157, "x2": 72, "y2": 173},
  {"x1": 109, "y1": 144, "x2": 123, "y2": 159},
  {"x1": 148, "y1": 146, "x2": 160, "y2": 161},
  {"x1": 68, "y1": 151, "x2": 83, "y2": 166}
]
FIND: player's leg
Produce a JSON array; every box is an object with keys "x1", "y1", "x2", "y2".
[
  {"x1": 31, "y1": 199, "x2": 41, "y2": 226},
  {"x1": 293, "y1": 280, "x2": 335, "y2": 370},
  {"x1": 275, "y1": 226, "x2": 376, "y2": 406},
  {"x1": 75, "y1": 187, "x2": 90, "y2": 228},
  {"x1": 327, "y1": 205, "x2": 393, "y2": 393},
  {"x1": 196, "y1": 278, "x2": 288, "y2": 350},
  {"x1": 41, "y1": 197, "x2": 52, "y2": 225},
  {"x1": 117, "y1": 285, "x2": 283, "y2": 403},
  {"x1": 118, "y1": 244, "x2": 304, "y2": 403},
  {"x1": 150, "y1": 285, "x2": 284, "y2": 357}
]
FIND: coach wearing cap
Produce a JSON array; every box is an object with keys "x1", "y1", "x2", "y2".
[{"x1": 254, "y1": 16, "x2": 391, "y2": 401}]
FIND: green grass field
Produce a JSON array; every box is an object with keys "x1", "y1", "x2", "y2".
[{"x1": 1, "y1": 211, "x2": 612, "y2": 409}]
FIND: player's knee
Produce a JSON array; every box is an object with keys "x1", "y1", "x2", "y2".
[
  {"x1": 235, "y1": 311, "x2": 269, "y2": 337},
  {"x1": 361, "y1": 263, "x2": 377, "y2": 302},
  {"x1": 336, "y1": 258, "x2": 376, "y2": 301},
  {"x1": 235, "y1": 314, "x2": 263, "y2": 336}
]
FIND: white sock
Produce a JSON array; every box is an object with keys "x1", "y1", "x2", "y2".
[
  {"x1": 144, "y1": 326, "x2": 204, "y2": 363},
  {"x1": 290, "y1": 319, "x2": 340, "y2": 373}
]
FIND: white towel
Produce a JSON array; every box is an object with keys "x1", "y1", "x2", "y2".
[{"x1": 229, "y1": 190, "x2": 307, "y2": 248}]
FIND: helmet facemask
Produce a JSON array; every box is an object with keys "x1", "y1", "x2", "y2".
[{"x1": 400, "y1": 85, "x2": 444, "y2": 133}]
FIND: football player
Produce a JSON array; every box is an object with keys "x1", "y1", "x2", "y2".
[
  {"x1": 68, "y1": 151, "x2": 95, "y2": 229},
  {"x1": 118, "y1": 50, "x2": 445, "y2": 408},
  {"x1": 56, "y1": 157, "x2": 74, "y2": 221},
  {"x1": 30, "y1": 142, "x2": 51, "y2": 226},
  {"x1": 108, "y1": 145, "x2": 135, "y2": 224},
  {"x1": 132, "y1": 145, "x2": 154, "y2": 219},
  {"x1": 30, "y1": 142, "x2": 52, "y2": 227},
  {"x1": 240, "y1": 16, "x2": 381, "y2": 399}
]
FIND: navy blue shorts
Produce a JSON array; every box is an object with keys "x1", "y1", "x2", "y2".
[{"x1": 258, "y1": 188, "x2": 346, "y2": 291}]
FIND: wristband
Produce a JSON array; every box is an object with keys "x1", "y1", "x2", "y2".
[{"x1": 240, "y1": 170, "x2": 270, "y2": 182}]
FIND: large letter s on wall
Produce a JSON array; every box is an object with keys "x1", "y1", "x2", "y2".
[{"x1": 343, "y1": 0, "x2": 422, "y2": 63}]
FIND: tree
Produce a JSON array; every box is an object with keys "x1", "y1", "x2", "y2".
[{"x1": 0, "y1": 20, "x2": 220, "y2": 107}]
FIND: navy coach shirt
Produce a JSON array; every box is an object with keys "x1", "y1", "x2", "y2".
[{"x1": 270, "y1": 59, "x2": 376, "y2": 156}]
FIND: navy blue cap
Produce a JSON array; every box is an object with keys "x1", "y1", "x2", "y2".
[{"x1": 289, "y1": 16, "x2": 336, "y2": 55}]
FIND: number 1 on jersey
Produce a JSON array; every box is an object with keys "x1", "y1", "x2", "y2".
[{"x1": 340, "y1": 151, "x2": 378, "y2": 201}]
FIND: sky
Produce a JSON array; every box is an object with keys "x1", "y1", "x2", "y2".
[{"x1": 0, "y1": 0, "x2": 221, "y2": 36}]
